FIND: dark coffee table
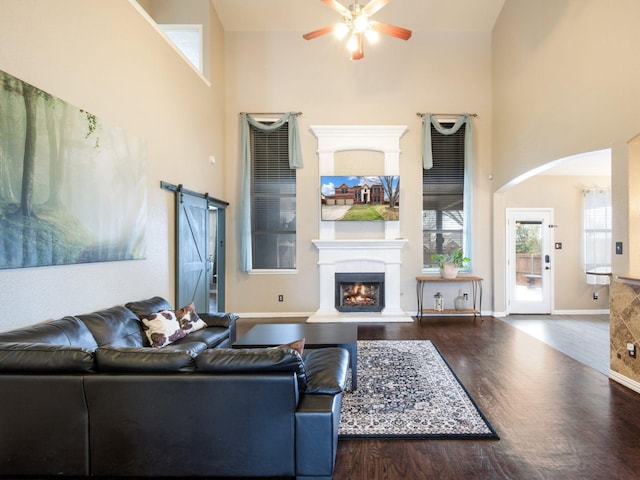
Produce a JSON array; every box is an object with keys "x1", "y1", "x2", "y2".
[{"x1": 233, "y1": 323, "x2": 358, "y2": 390}]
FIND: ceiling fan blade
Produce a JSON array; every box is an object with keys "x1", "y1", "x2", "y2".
[
  {"x1": 303, "y1": 26, "x2": 335, "y2": 40},
  {"x1": 362, "y1": 0, "x2": 391, "y2": 16},
  {"x1": 351, "y1": 32, "x2": 364, "y2": 60},
  {"x1": 369, "y1": 20, "x2": 412, "y2": 41},
  {"x1": 321, "y1": 0, "x2": 350, "y2": 17}
]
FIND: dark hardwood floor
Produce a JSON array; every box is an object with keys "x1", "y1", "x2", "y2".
[{"x1": 235, "y1": 316, "x2": 640, "y2": 480}]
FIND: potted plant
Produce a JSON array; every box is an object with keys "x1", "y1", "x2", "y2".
[{"x1": 432, "y1": 249, "x2": 470, "y2": 279}]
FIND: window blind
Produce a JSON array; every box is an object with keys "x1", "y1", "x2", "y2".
[
  {"x1": 583, "y1": 188, "x2": 611, "y2": 272},
  {"x1": 422, "y1": 123, "x2": 465, "y2": 267},
  {"x1": 250, "y1": 123, "x2": 296, "y2": 269}
]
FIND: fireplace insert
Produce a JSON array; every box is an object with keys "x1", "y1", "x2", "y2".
[{"x1": 335, "y1": 273, "x2": 385, "y2": 313}]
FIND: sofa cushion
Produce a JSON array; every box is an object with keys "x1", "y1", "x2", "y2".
[
  {"x1": 174, "y1": 326, "x2": 229, "y2": 349},
  {"x1": 198, "y1": 312, "x2": 239, "y2": 328},
  {"x1": 95, "y1": 343, "x2": 205, "y2": 372},
  {"x1": 0, "y1": 343, "x2": 95, "y2": 372},
  {"x1": 277, "y1": 338, "x2": 305, "y2": 356},
  {"x1": 139, "y1": 305, "x2": 208, "y2": 348},
  {"x1": 303, "y1": 347, "x2": 349, "y2": 394},
  {"x1": 77, "y1": 306, "x2": 145, "y2": 348},
  {"x1": 197, "y1": 348, "x2": 307, "y2": 393},
  {"x1": 140, "y1": 310, "x2": 187, "y2": 347},
  {"x1": 174, "y1": 302, "x2": 208, "y2": 334},
  {"x1": 0, "y1": 316, "x2": 99, "y2": 350},
  {"x1": 125, "y1": 296, "x2": 173, "y2": 319}
]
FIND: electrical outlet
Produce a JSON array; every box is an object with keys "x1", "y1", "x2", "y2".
[
  {"x1": 278, "y1": 294, "x2": 284, "y2": 302},
  {"x1": 627, "y1": 343, "x2": 636, "y2": 358}
]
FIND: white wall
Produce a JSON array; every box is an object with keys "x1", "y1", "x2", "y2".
[
  {"x1": 223, "y1": 29, "x2": 494, "y2": 315},
  {"x1": 0, "y1": 0, "x2": 226, "y2": 329}
]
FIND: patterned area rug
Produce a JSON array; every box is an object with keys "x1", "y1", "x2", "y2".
[{"x1": 339, "y1": 340, "x2": 499, "y2": 439}]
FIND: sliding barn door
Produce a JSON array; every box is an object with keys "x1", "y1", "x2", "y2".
[{"x1": 176, "y1": 192, "x2": 209, "y2": 312}]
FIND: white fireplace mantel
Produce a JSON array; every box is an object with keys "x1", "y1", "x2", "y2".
[
  {"x1": 312, "y1": 238, "x2": 407, "y2": 252},
  {"x1": 308, "y1": 238, "x2": 411, "y2": 323},
  {"x1": 311, "y1": 124, "x2": 407, "y2": 241},
  {"x1": 307, "y1": 125, "x2": 412, "y2": 323}
]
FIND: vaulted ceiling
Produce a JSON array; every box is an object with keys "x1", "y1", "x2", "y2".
[
  {"x1": 210, "y1": 0, "x2": 610, "y2": 177},
  {"x1": 211, "y1": 0, "x2": 506, "y2": 34}
]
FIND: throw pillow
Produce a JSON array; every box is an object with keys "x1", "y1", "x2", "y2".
[
  {"x1": 174, "y1": 302, "x2": 208, "y2": 334},
  {"x1": 140, "y1": 310, "x2": 187, "y2": 348},
  {"x1": 276, "y1": 337, "x2": 305, "y2": 356}
]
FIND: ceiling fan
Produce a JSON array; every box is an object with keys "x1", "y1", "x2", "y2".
[{"x1": 303, "y1": 0, "x2": 412, "y2": 60}]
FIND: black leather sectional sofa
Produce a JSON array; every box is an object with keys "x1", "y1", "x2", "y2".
[{"x1": 0, "y1": 296, "x2": 349, "y2": 479}]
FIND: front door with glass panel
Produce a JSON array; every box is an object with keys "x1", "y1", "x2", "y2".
[{"x1": 506, "y1": 209, "x2": 553, "y2": 314}]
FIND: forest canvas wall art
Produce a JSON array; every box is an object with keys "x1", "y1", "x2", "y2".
[{"x1": 0, "y1": 69, "x2": 147, "y2": 269}]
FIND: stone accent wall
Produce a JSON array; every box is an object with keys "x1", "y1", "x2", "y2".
[{"x1": 610, "y1": 279, "x2": 640, "y2": 379}]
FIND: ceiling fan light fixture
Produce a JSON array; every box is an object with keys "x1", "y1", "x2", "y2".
[
  {"x1": 346, "y1": 34, "x2": 359, "y2": 52},
  {"x1": 352, "y1": 14, "x2": 369, "y2": 33},
  {"x1": 334, "y1": 22, "x2": 350, "y2": 39},
  {"x1": 364, "y1": 29, "x2": 379, "y2": 43},
  {"x1": 303, "y1": 0, "x2": 412, "y2": 60}
]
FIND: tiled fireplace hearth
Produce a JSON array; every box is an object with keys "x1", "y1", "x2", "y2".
[{"x1": 307, "y1": 239, "x2": 412, "y2": 323}]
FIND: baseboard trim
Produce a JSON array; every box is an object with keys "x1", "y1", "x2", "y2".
[
  {"x1": 237, "y1": 312, "x2": 313, "y2": 319},
  {"x1": 609, "y1": 370, "x2": 640, "y2": 394},
  {"x1": 553, "y1": 309, "x2": 610, "y2": 315},
  {"x1": 307, "y1": 312, "x2": 414, "y2": 323}
]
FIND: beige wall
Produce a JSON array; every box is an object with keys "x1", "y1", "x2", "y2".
[
  {"x1": 223, "y1": 30, "x2": 494, "y2": 315},
  {"x1": 492, "y1": 0, "x2": 640, "y2": 313},
  {"x1": 9, "y1": 0, "x2": 636, "y2": 328},
  {"x1": 504, "y1": 175, "x2": 611, "y2": 311},
  {"x1": 493, "y1": 0, "x2": 640, "y2": 381},
  {"x1": 0, "y1": 0, "x2": 226, "y2": 329}
]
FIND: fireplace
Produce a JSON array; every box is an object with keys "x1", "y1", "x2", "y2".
[
  {"x1": 307, "y1": 125, "x2": 412, "y2": 323},
  {"x1": 335, "y1": 273, "x2": 385, "y2": 313}
]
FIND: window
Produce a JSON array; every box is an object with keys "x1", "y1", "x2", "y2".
[
  {"x1": 422, "y1": 123, "x2": 466, "y2": 268},
  {"x1": 250, "y1": 121, "x2": 296, "y2": 270},
  {"x1": 583, "y1": 188, "x2": 611, "y2": 273},
  {"x1": 159, "y1": 24, "x2": 203, "y2": 73}
]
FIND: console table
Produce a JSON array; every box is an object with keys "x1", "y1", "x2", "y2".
[{"x1": 416, "y1": 276, "x2": 483, "y2": 321}]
